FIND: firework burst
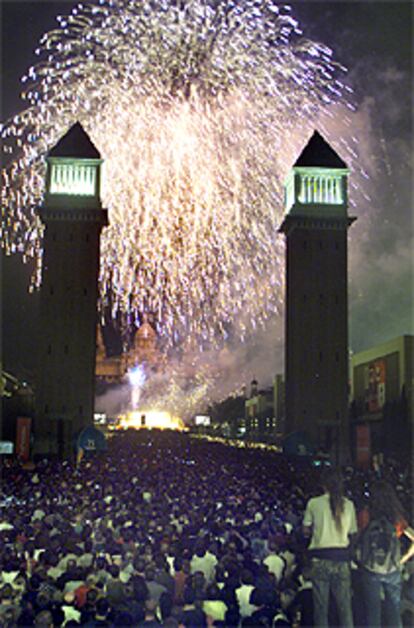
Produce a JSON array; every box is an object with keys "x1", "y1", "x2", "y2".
[{"x1": 1, "y1": 0, "x2": 353, "y2": 348}]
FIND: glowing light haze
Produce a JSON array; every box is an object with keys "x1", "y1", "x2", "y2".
[
  {"x1": 119, "y1": 410, "x2": 185, "y2": 431},
  {"x1": 128, "y1": 364, "x2": 146, "y2": 408},
  {"x1": 2, "y1": 0, "x2": 356, "y2": 349}
]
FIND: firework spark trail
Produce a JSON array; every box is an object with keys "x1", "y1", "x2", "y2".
[{"x1": 1, "y1": 0, "x2": 355, "y2": 349}]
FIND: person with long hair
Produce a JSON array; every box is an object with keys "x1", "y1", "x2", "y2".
[
  {"x1": 358, "y1": 480, "x2": 414, "y2": 627},
  {"x1": 303, "y1": 467, "x2": 357, "y2": 626}
]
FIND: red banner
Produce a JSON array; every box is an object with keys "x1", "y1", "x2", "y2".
[
  {"x1": 365, "y1": 360, "x2": 386, "y2": 413},
  {"x1": 356, "y1": 423, "x2": 370, "y2": 469},
  {"x1": 16, "y1": 417, "x2": 32, "y2": 462}
]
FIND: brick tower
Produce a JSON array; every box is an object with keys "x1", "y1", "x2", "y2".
[
  {"x1": 35, "y1": 123, "x2": 108, "y2": 457},
  {"x1": 279, "y1": 131, "x2": 356, "y2": 462}
]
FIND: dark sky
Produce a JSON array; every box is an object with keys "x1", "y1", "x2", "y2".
[{"x1": 1, "y1": 1, "x2": 413, "y2": 390}]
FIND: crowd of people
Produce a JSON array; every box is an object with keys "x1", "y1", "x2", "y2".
[{"x1": 0, "y1": 429, "x2": 412, "y2": 627}]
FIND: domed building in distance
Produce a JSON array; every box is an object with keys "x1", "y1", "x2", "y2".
[{"x1": 95, "y1": 315, "x2": 165, "y2": 384}]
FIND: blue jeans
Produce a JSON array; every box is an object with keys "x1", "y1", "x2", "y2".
[
  {"x1": 310, "y1": 559, "x2": 354, "y2": 627},
  {"x1": 360, "y1": 568, "x2": 402, "y2": 627}
]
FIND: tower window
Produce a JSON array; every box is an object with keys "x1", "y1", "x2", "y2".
[
  {"x1": 298, "y1": 173, "x2": 343, "y2": 204},
  {"x1": 319, "y1": 294, "x2": 324, "y2": 304},
  {"x1": 335, "y1": 241, "x2": 339, "y2": 250},
  {"x1": 79, "y1": 405, "x2": 83, "y2": 414},
  {"x1": 50, "y1": 286, "x2": 54, "y2": 295},
  {"x1": 319, "y1": 241, "x2": 323, "y2": 250},
  {"x1": 47, "y1": 344, "x2": 52, "y2": 354},
  {"x1": 62, "y1": 404, "x2": 66, "y2": 412},
  {"x1": 303, "y1": 294, "x2": 307, "y2": 303},
  {"x1": 50, "y1": 162, "x2": 96, "y2": 196},
  {"x1": 85, "y1": 233, "x2": 90, "y2": 242},
  {"x1": 44, "y1": 404, "x2": 49, "y2": 413},
  {"x1": 319, "y1": 351, "x2": 323, "y2": 362},
  {"x1": 64, "y1": 345, "x2": 69, "y2": 355},
  {"x1": 83, "y1": 288, "x2": 88, "y2": 296},
  {"x1": 303, "y1": 241, "x2": 307, "y2": 250}
]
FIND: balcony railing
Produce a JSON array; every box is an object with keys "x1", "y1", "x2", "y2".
[
  {"x1": 50, "y1": 163, "x2": 97, "y2": 196},
  {"x1": 298, "y1": 173, "x2": 343, "y2": 205}
]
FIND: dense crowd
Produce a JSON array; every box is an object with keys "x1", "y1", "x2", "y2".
[{"x1": 0, "y1": 429, "x2": 412, "y2": 627}]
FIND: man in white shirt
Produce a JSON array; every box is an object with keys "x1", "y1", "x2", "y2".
[
  {"x1": 190, "y1": 546, "x2": 218, "y2": 585},
  {"x1": 235, "y1": 569, "x2": 258, "y2": 618},
  {"x1": 263, "y1": 542, "x2": 285, "y2": 583},
  {"x1": 303, "y1": 468, "x2": 357, "y2": 627},
  {"x1": 303, "y1": 493, "x2": 357, "y2": 552}
]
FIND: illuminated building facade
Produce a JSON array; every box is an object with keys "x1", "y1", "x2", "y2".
[
  {"x1": 35, "y1": 123, "x2": 108, "y2": 457},
  {"x1": 241, "y1": 376, "x2": 284, "y2": 442},
  {"x1": 95, "y1": 326, "x2": 127, "y2": 383},
  {"x1": 279, "y1": 131, "x2": 356, "y2": 461},
  {"x1": 245, "y1": 385, "x2": 276, "y2": 440},
  {"x1": 95, "y1": 315, "x2": 164, "y2": 384},
  {"x1": 126, "y1": 315, "x2": 165, "y2": 372}
]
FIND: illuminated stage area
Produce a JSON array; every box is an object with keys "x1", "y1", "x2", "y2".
[{"x1": 118, "y1": 410, "x2": 186, "y2": 431}]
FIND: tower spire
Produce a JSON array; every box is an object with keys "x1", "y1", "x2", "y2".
[{"x1": 294, "y1": 130, "x2": 347, "y2": 168}]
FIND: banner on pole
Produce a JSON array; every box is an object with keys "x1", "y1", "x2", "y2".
[{"x1": 16, "y1": 417, "x2": 32, "y2": 461}]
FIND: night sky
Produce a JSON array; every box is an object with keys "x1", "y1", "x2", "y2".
[{"x1": 1, "y1": 1, "x2": 413, "y2": 397}]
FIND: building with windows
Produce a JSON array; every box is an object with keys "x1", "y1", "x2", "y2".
[
  {"x1": 95, "y1": 315, "x2": 165, "y2": 384},
  {"x1": 95, "y1": 326, "x2": 127, "y2": 383},
  {"x1": 244, "y1": 377, "x2": 284, "y2": 442},
  {"x1": 350, "y1": 335, "x2": 413, "y2": 462}
]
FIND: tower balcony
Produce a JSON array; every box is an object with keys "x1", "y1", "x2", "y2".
[{"x1": 285, "y1": 167, "x2": 349, "y2": 216}]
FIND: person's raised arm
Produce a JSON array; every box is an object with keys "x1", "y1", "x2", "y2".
[{"x1": 401, "y1": 525, "x2": 414, "y2": 565}]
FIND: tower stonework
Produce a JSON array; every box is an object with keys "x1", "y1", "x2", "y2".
[
  {"x1": 279, "y1": 131, "x2": 356, "y2": 462},
  {"x1": 35, "y1": 123, "x2": 108, "y2": 457}
]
